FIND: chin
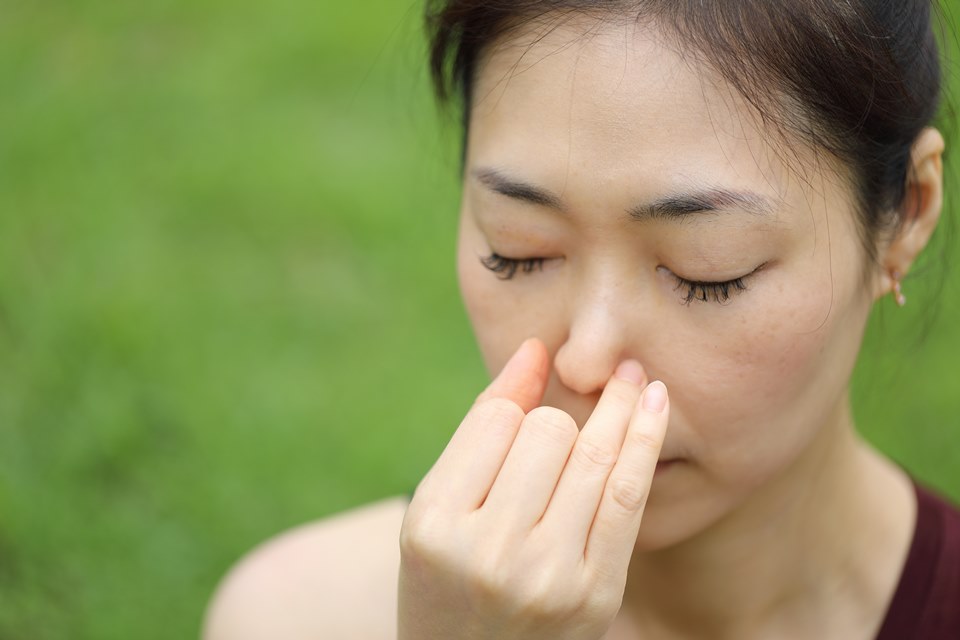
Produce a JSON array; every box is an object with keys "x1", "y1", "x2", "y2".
[
  {"x1": 631, "y1": 513, "x2": 705, "y2": 553},
  {"x1": 630, "y1": 505, "x2": 703, "y2": 552},
  {"x1": 631, "y1": 473, "x2": 739, "y2": 553}
]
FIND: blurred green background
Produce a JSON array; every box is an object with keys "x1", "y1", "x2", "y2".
[{"x1": 0, "y1": 2, "x2": 957, "y2": 638}]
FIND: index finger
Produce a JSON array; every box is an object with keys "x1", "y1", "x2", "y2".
[
  {"x1": 415, "y1": 338, "x2": 549, "y2": 510},
  {"x1": 474, "y1": 337, "x2": 550, "y2": 413}
]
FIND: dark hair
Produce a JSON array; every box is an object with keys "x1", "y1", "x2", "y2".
[{"x1": 424, "y1": 0, "x2": 951, "y2": 267}]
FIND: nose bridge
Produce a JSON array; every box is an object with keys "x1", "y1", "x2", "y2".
[{"x1": 553, "y1": 267, "x2": 635, "y2": 395}]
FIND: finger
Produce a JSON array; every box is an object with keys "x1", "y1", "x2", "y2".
[
  {"x1": 537, "y1": 361, "x2": 648, "y2": 548},
  {"x1": 585, "y1": 381, "x2": 669, "y2": 582},
  {"x1": 480, "y1": 406, "x2": 579, "y2": 532},
  {"x1": 419, "y1": 397, "x2": 526, "y2": 512},
  {"x1": 474, "y1": 337, "x2": 550, "y2": 413},
  {"x1": 418, "y1": 339, "x2": 548, "y2": 512}
]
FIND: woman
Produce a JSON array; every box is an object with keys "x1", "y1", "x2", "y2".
[{"x1": 204, "y1": 1, "x2": 960, "y2": 638}]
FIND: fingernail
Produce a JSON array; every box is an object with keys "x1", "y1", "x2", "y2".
[
  {"x1": 642, "y1": 381, "x2": 668, "y2": 413},
  {"x1": 614, "y1": 360, "x2": 646, "y2": 385}
]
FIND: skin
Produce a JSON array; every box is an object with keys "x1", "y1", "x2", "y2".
[
  {"x1": 399, "y1": 341, "x2": 671, "y2": 639},
  {"x1": 202, "y1": 12, "x2": 947, "y2": 640},
  {"x1": 444, "y1": 14, "x2": 944, "y2": 640}
]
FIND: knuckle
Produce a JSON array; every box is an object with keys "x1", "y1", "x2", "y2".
[
  {"x1": 465, "y1": 570, "x2": 502, "y2": 602},
  {"x1": 523, "y1": 407, "x2": 579, "y2": 445},
  {"x1": 519, "y1": 570, "x2": 583, "y2": 620},
  {"x1": 625, "y1": 425, "x2": 663, "y2": 453},
  {"x1": 582, "y1": 589, "x2": 622, "y2": 623},
  {"x1": 607, "y1": 475, "x2": 649, "y2": 512},
  {"x1": 398, "y1": 505, "x2": 450, "y2": 559},
  {"x1": 603, "y1": 379, "x2": 642, "y2": 406},
  {"x1": 522, "y1": 589, "x2": 580, "y2": 621},
  {"x1": 473, "y1": 397, "x2": 525, "y2": 429},
  {"x1": 465, "y1": 551, "x2": 513, "y2": 603},
  {"x1": 570, "y1": 437, "x2": 617, "y2": 471}
]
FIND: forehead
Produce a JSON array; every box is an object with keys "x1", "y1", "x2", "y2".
[{"x1": 466, "y1": 15, "x2": 837, "y2": 210}]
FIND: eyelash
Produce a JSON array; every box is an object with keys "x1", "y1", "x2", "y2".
[
  {"x1": 480, "y1": 253, "x2": 546, "y2": 280},
  {"x1": 480, "y1": 253, "x2": 757, "y2": 305},
  {"x1": 672, "y1": 275, "x2": 748, "y2": 306}
]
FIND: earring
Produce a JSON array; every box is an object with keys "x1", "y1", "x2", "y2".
[{"x1": 892, "y1": 270, "x2": 906, "y2": 307}]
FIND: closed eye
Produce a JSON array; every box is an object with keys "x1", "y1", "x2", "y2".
[
  {"x1": 480, "y1": 253, "x2": 546, "y2": 280},
  {"x1": 669, "y1": 262, "x2": 767, "y2": 305},
  {"x1": 482, "y1": 251, "x2": 764, "y2": 306},
  {"x1": 673, "y1": 275, "x2": 748, "y2": 305}
]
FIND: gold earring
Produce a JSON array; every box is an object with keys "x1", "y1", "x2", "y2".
[{"x1": 892, "y1": 270, "x2": 906, "y2": 307}]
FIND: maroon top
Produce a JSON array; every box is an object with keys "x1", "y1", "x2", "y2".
[{"x1": 874, "y1": 479, "x2": 960, "y2": 639}]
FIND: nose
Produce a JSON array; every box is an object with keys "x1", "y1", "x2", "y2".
[{"x1": 552, "y1": 286, "x2": 633, "y2": 396}]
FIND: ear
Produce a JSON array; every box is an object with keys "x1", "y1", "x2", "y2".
[{"x1": 872, "y1": 127, "x2": 945, "y2": 302}]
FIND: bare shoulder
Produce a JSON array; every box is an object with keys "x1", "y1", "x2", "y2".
[{"x1": 203, "y1": 495, "x2": 410, "y2": 640}]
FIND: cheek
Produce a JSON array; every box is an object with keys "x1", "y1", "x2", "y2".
[
  {"x1": 659, "y1": 277, "x2": 861, "y2": 484},
  {"x1": 690, "y1": 298, "x2": 828, "y2": 404}
]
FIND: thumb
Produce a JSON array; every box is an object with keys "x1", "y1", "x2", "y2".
[{"x1": 474, "y1": 338, "x2": 550, "y2": 413}]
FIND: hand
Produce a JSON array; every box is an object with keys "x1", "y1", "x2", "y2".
[{"x1": 397, "y1": 338, "x2": 670, "y2": 640}]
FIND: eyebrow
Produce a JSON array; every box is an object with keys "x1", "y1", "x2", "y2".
[
  {"x1": 471, "y1": 167, "x2": 775, "y2": 221},
  {"x1": 473, "y1": 167, "x2": 568, "y2": 211}
]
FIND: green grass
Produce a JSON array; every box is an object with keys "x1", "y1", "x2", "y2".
[{"x1": 0, "y1": 2, "x2": 957, "y2": 638}]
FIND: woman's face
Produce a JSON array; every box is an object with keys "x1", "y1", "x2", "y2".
[{"x1": 456, "y1": 17, "x2": 880, "y2": 549}]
